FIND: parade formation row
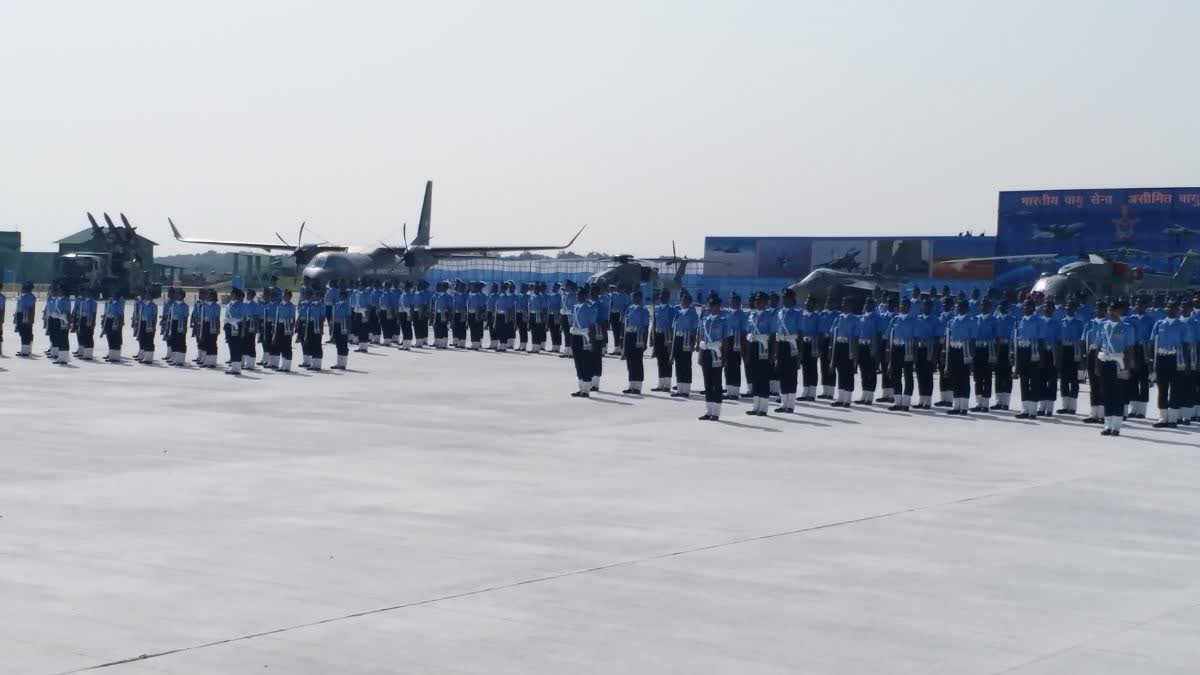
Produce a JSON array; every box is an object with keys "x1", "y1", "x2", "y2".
[{"x1": 0, "y1": 279, "x2": 1190, "y2": 438}]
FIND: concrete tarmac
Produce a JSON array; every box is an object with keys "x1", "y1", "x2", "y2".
[{"x1": 2, "y1": 331, "x2": 1198, "y2": 674}]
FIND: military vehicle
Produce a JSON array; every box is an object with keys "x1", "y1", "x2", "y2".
[{"x1": 55, "y1": 213, "x2": 158, "y2": 297}]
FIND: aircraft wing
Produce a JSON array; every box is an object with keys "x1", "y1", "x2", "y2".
[
  {"x1": 845, "y1": 279, "x2": 882, "y2": 291},
  {"x1": 168, "y1": 218, "x2": 305, "y2": 252},
  {"x1": 423, "y1": 226, "x2": 586, "y2": 256}
]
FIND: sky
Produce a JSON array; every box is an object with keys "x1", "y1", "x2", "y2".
[{"x1": 1, "y1": 0, "x2": 1197, "y2": 256}]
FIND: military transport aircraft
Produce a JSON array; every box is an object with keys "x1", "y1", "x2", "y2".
[{"x1": 168, "y1": 181, "x2": 585, "y2": 285}]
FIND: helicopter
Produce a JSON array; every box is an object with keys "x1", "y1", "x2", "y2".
[
  {"x1": 586, "y1": 243, "x2": 717, "y2": 294},
  {"x1": 943, "y1": 249, "x2": 1200, "y2": 300}
]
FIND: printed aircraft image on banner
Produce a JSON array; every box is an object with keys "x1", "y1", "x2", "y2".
[{"x1": 996, "y1": 187, "x2": 1200, "y2": 285}]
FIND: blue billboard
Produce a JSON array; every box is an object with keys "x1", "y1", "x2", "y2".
[
  {"x1": 703, "y1": 235, "x2": 997, "y2": 300},
  {"x1": 996, "y1": 188, "x2": 1200, "y2": 286}
]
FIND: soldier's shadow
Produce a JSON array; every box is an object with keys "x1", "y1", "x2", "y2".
[
  {"x1": 1120, "y1": 434, "x2": 1200, "y2": 448},
  {"x1": 587, "y1": 396, "x2": 633, "y2": 406},
  {"x1": 769, "y1": 414, "x2": 829, "y2": 427},
  {"x1": 717, "y1": 419, "x2": 781, "y2": 432},
  {"x1": 792, "y1": 410, "x2": 860, "y2": 425}
]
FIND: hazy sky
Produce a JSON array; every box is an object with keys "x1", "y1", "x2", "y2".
[{"x1": 2, "y1": 0, "x2": 1196, "y2": 256}]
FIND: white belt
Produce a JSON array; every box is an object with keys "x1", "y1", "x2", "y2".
[
  {"x1": 778, "y1": 335, "x2": 797, "y2": 348},
  {"x1": 1017, "y1": 339, "x2": 1033, "y2": 347},
  {"x1": 1158, "y1": 348, "x2": 1178, "y2": 355},
  {"x1": 569, "y1": 327, "x2": 588, "y2": 336},
  {"x1": 835, "y1": 337, "x2": 850, "y2": 343},
  {"x1": 496, "y1": 310, "x2": 507, "y2": 315},
  {"x1": 949, "y1": 340, "x2": 966, "y2": 348},
  {"x1": 892, "y1": 339, "x2": 907, "y2": 345},
  {"x1": 802, "y1": 336, "x2": 813, "y2": 343},
  {"x1": 752, "y1": 334, "x2": 769, "y2": 345},
  {"x1": 1061, "y1": 340, "x2": 1076, "y2": 346}
]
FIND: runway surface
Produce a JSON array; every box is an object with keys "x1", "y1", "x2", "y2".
[{"x1": 3, "y1": 332, "x2": 1198, "y2": 674}]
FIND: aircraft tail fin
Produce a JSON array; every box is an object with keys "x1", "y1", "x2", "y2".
[
  {"x1": 413, "y1": 180, "x2": 432, "y2": 246},
  {"x1": 674, "y1": 260, "x2": 688, "y2": 284},
  {"x1": 1174, "y1": 251, "x2": 1198, "y2": 282}
]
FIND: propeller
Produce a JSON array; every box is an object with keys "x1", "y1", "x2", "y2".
[{"x1": 275, "y1": 222, "x2": 307, "y2": 249}]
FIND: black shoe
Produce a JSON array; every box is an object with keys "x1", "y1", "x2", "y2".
[
  {"x1": 1153, "y1": 421, "x2": 1170, "y2": 428},
  {"x1": 877, "y1": 397, "x2": 894, "y2": 403},
  {"x1": 934, "y1": 401, "x2": 951, "y2": 407},
  {"x1": 671, "y1": 392, "x2": 688, "y2": 398},
  {"x1": 817, "y1": 394, "x2": 833, "y2": 400},
  {"x1": 745, "y1": 409, "x2": 758, "y2": 416},
  {"x1": 1082, "y1": 417, "x2": 1102, "y2": 424},
  {"x1": 970, "y1": 406, "x2": 984, "y2": 412},
  {"x1": 698, "y1": 414, "x2": 712, "y2": 421},
  {"x1": 1181, "y1": 420, "x2": 1191, "y2": 427},
  {"x1": 591, "y1": 386, "x2": 600, "y2": 392},
  {"x1": 1111, "y1": 430, "x2": 1120, "y2": 436},
  {"x1": 1015, "y1": 413, "x2": 1031, "y2": 419},
  {"x1": 774, "y1": 406, "x2": 788, "y2": 413},
  {"x1": 755, "y1": 410, "x2": 768, "y2": 416},
  {"x1": 1056, "y1": 408, "x2": 1071, "y2": 414},
  {"x1": 1036, "y1": 411, "x2": 1047, "y2": 417},
  {"x1": 570, "y1": 391, "x2": 582, "y2": 397},
  {"x1": 1100, "y1": 428, "x2": 1112, "y2": 436},
  {"x1": 709, "y1": 416, "x2": 720, "y2": 422}
]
